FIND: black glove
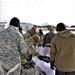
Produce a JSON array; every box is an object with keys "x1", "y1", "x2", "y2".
[
  {"x1": 46, "y1": 45, "x2": 50, "y2": 47},
  {"x1": 43, "y1": 44, "x2": 45, "y2": 47},
  {"x1": 27, "y1": 54, "x2": 32, "y2": 61},
  {"x1": 42, "y1": 56, "x2": 50, "y2": 63},
  {"x1": 23, "y1": 61, "x2": 35, "y2": 69},
  {"x1": 38, "y1": 55, "x2": 43, "y2": 60},
  {"x1": 50, "y1": 62, "x2": 56, "y2": 70},
  {"x1": 38, "y1": 56, "x2": 50, "y2": 63}
]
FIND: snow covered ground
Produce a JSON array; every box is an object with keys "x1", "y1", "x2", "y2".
[
  {"x1": 32, "y1": 46, "x2": 55, "y2": 75},
  {"x1": 23, "y1": 27, "x2": 75, "y2": 35},
  {"x1": 23, "y1": 30, "x2": 75, "y2": 35}
]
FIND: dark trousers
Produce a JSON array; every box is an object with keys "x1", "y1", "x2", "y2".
[{"x1": 56, "y1": 69, "x2": 75, "y2": 75}]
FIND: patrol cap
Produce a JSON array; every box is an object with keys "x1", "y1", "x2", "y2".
[
  {"x1": 32, "y1": 35, "x2": 40, "y2": 43},
  {"x1": 9, "y1": 17, "x2": 20, "y2": 27}
]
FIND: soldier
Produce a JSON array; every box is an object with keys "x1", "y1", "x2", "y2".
[
  {"x1": 50, "y1": 23, "x2": 75, "y2": 75},
  {"x1": 23, "y1": 24, "x2": 39, "y2": 39},
  {"x1": 21, "y1": 35, "x2": 44, "y2": 75},
  {"x1": 0, "y1": 17, "x2": 28, "y2": 75},
  {"x1": 38, "y1": 28, "x2": 44, "y2": 46},
  {"x1": 43, "y1": 27, "x2": 55, "y2": 47},
  {"x1": 24, "y1": 26, "x2": 36, "y2": 39}
]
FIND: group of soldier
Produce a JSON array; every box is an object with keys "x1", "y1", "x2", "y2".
[
  {"x1": 21, "y1": 22, "x2": 56, "y2": 75},
  {"x1": 0, "y1": 17, "x2": 55, "y2": 75}
]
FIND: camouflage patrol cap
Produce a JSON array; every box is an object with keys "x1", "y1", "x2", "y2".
[{"x1": 32, "y1": 35, "x2": 40, "y2": 43}]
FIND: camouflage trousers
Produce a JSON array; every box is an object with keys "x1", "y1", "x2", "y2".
[
  {"x1": 0, "y1": 64, "x2": 21, "y2": 75},
  {"x1": 21, "y1": 66, "x2": 43, "y2": 75}
]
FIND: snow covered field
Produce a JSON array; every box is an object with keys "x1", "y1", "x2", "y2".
[
  {"x1": 23, "y1": 30, "x2": 75, "y2": 35},
  {"x1": 32, "y1": 46, "x2": 55, "y2": 75}
]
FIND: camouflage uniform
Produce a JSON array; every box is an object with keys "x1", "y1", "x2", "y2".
[
  {"x1": 24, "y1": 30, "x2": 35, "y2": 38},
  {"x1": 0, "y1": 26, "x2": 28, "y2": 75},
  {"x1": 38, "y1": 33, "x2": 44, "y2": 46},
  {"x1": 24, "y1": 26, "x2": 37, "y2": 38},
  {"x1": 43, "y1": 31, "x2": 55, "y2": 47},
  {"x1": 37, "y1": 29, "x2": 44, "y2": 46},
  {"x1": 21, "y1": 66, "x2": 42, "y2": 75},
  {"x1": 21, "y1": 37, "x2": 43, "y2": 75}
]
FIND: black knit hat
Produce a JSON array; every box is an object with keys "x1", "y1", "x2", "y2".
[
  {"x1": 56, "y1": 22, "x2": 66, "y2": 31},
  {"x1": 9, "y1": 17, "x2": 20, "y2": 27}
]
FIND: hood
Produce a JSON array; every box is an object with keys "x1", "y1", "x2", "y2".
[{"x1": 57, "y1": 30, "x2": 74, "y2": 38}]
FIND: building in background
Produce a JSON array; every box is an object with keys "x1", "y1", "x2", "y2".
[
  {"x1": 0, "y1": 22, "x2": 33, "y2": 32},
  {"x1": 20, "y1": 22, "x2": 34, "y2": 34}
]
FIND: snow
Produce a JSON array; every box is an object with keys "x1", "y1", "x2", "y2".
[{"x1": 32, "y1": 46, "x2": 55, "y2": 75}]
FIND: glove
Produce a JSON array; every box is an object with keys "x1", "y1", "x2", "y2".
[
  {"x1": 38, "y1": 55, "x2": 43, "y2": 60},
  {"x1": 43, "y1": 44, "x2": 45, "y2": 47},
  {"x1": 23, "y1": 61, "x2": 35, "y2": 69},
  {"x1": 50, "y1": 62, "x2": 56, "y2": 70},
  {"x1": 46, "y1": 45, "x2": 50, "y2": 47},
  {"x1": 42, "y1": 56, "x2": 50, "y2": 63},
  {"x1": 27, "y1": 54, "x2": 32, "y2": 61},
  {"x1": 38, "y1": 56, "x2": 50, "y2": 63}
]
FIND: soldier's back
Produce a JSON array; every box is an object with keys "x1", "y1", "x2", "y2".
[{"x1": 0, "y1": 26, "x2": 22, "y2": 70}]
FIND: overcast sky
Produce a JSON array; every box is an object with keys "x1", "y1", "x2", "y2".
[{"x1": 0, "y1": 0, "x2": 75, "y2": 26}]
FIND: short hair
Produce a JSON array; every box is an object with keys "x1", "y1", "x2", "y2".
[
  {"x1": 33, "y1": 25, "x2": 37, "y2": 28},
  {"x1": 56, "y1": 22, "x2": 66, "y2": 31},
  {"x1": 49, "y1": 27, "x2": 54, "y2": 31},
  {"x1": 31, "y1": 27, "x2": 36, "y2": 32},
  {"x1": 9, "y1": 17, "x2": 20, "y2": 27},
  {"x1": 32, "y1": 35, "x2": 40, "y2": 43}
]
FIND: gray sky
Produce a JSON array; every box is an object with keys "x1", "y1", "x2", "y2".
[{"x1": 0, "y1": 0, "x2": 75, "y2": 26}]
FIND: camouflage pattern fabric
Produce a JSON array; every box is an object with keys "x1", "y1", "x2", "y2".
[
  {"x1": 43, "y1": 32, "x2": 55, "y2": 46},
  {"x1": 21, "y1": 37, "x2": 40, "y2": 65},
  {"x1": 24, "y1": 30, "x2": 37, "y2": 39},
  {"x1": 38, "y1": 34, "x2": 44, "y2": 46},
  {"x1": 0, "y1": 66, "x2": 4, "y2": 75},
  {"x1": 0, "y1": 26, "x2": 28, "y2": 75},
  {"x1": 24, "y1": 30, "x2": 38, "y2": 46},
  {"x1": 21, "y1": 37, "x2": 44, "y2": 75},
  {"x1": 0, "y1": 65, "x2": 21, "y2": 75},
  {"x1": 21, "y1": 65, "x2": 43, "y2": 75},
  {"x1": 24, "y1": 37, "x2": 40, "y2": 58}
]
